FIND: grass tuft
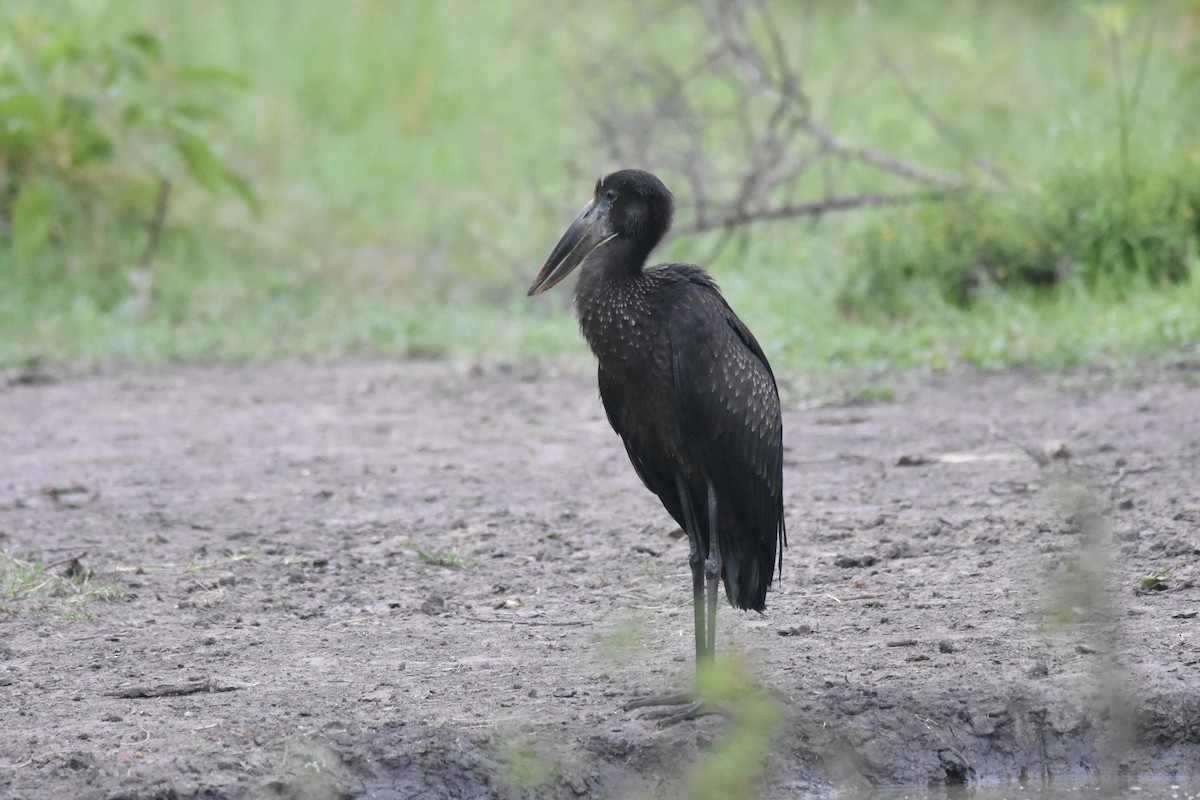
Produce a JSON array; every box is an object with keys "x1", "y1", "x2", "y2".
[
  {"x1": 0, "y1": 551, "x2": 131, "y2": 618},
  {"x1": 415, "y1": 547, "x2": 462, "y2": 569}
]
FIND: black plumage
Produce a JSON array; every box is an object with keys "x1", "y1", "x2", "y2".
[{"x1": 528, "y1": 169, "x2": 786, "y2": 677}]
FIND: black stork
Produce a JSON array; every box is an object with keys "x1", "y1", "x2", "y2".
[{"x1": 528, "y1": 169, "x2": 786, "y2": 715}]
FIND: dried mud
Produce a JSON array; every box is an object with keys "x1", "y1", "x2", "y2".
[{"x1": 1, "y1": 359, "x2": 1198, "y2": 799}]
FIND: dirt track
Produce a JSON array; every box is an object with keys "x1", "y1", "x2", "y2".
[{"x1": 1, "y1": 358, "x2": 1198, "y2": 799}]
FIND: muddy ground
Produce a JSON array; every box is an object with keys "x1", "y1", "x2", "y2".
[{"x1": 1, "y1": 358, "x2": 1198, "y2": 799}]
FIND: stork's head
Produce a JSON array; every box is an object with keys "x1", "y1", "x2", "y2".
[{"x1": 528, "y1": 169, "x2": 674, "y2": 296}]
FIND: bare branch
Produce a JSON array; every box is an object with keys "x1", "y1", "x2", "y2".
[
  {"x1": 873, "y1": 44, "x2": 1010, "y2": 186},
  {"x1": 675, "y1": 188, "x2": 962, "y2": 236},
  {"x1": 140, "y1": 179, "x2": 171, "y2": 268},
  {"x1": 575, "y1": 0, "x2": 984, "y2": 238},
  {"x1": 803, "y1": 121, "x2": 965, "y2": 187}
]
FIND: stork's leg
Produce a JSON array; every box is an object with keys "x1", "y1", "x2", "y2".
[
  {"x1": 623, "y1": 479, "x2": 721, "y2": 725},
  {"x1": 690, "y1": 527, "x2": 708, "y2": 665},
  {"x1": 668, "y1": 474, "x2": 708, "y2": 664},
  {"x1": 704, "y1": 481, "x2": 721, "y2": 663},
  {"x1": 623, "y1": 477, "x2": 715, "y2": 720}
]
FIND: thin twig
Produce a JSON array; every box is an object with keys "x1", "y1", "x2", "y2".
[
  {"x1": 824, "y1": 591, "x2": 890, "y2": 603},
  {"x1": 106, "y1": 677, "x2": 240, "y2": 698},
  {"x1": 1108, "y1": 463, "x2": 1162, "y2": 486},
  {"x1": 120, "y1": 729, "x2": 152, "y2": 746},
  {"x1": 140, "y1": 178, "x2": 171, "y2": 268},
  {"x1": 992, "y1": 430, "x2": 1052, "y2": 467},
  {"x1": 1127, "y1": 19, "x2": 1157, "y2": 124},
  {"x1": 0, "y1": 751, "x2": 68, "y2": 770},
  {"x1": 42, "y1": 552, "x2": 89, "y2": 571},
  {"x1": 463, "y1": 615, "x2": 589, "y2": 627},
  {"x1": 804, "y1": 120, "x2": 965, "y2": 186},
  {"x1": 676, "y1": 189, "x2": 960, "y2": 235},
  {"x1": 578, "y1": 0, "x2": 980, "y2": 237},
  {"x1": 873, "y1": 45, "x2": 1009, "y2": 186}
]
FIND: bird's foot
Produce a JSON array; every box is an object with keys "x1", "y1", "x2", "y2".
[{"x1": 623, "y1": 692, "x2": 722, "y2": 726}]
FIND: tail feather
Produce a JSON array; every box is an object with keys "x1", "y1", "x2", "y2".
[
  {"x1": 670, "y1": 477, "x2": 784, "y2": 613},
  {"x1": 719, "y1": 512, "x2": 781, "y2": 612}
]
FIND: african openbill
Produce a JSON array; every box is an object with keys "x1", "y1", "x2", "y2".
[{"x1": 528, "y1": 169, "x2": 786, "y2": 715}]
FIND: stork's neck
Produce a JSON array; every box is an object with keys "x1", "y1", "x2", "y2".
[
  {"x1": 573, "y1": 238, "x2": 649, "y2": 307},
  {"x1": 572, "y1": 241, "x2": 662, "y2": 364}
]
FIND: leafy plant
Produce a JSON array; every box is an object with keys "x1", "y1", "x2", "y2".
[
  {"x1": 1081, "y1": 1, "x2": 1154, "y2": 191},
  {"x1": 495, "y1": 739, "x2": 555, "y2": 792},
  {"x1": 0, "y1": 5, "x2": 257, "y2": 302},
  {"x1": 839, "y1": 152, "x2": 1200, "y2": 318},
  {"x1": 835, "y1": 2, "x2": 1199, "y2": 320},
  {"x1": 688, "y1": 655, "x2": 779, "y2": 800}
]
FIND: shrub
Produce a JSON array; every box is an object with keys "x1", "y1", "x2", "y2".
[
  {"x1": 0, "y1": 6, "x2": 256, "y2": 305},
  {"x1": 837, "y1": 153, "x2": 1200, "y2": 318}
]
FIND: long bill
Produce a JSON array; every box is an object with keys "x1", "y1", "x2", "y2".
[{"x1": 527, "y1": 199, "x2": 613, "y2": 296}]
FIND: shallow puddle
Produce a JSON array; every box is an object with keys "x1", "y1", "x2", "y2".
[{"x1": 834, "y1": 781, "x2": 1199, "y2": 800}]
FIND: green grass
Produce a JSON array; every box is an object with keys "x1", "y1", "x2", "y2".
[
  {"x1": 0, "y1": 551, "x2": 129, "y2": 618},
  {"x1": 415, "y1": 546, "x2": 463, "y2": 569},
  {"x1": 1, "y1": 1, "x2": 1197, "y2": 376}
]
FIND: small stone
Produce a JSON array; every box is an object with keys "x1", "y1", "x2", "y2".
[
  {"x1": 420, "y1": 595, "x2": 447, "y2": 615},
  {"x1": 834, "y1": 554, "x2": 877, "y2": 569},
  {"x1": 1044, "y1": 441, "x2": 1071, "y2": 460},
  {"x1": 970, "y1": 714, "x2": 995, "y2": 736},
  {"x1": 777, "y1": 624, "x2": 814, "y2": 637}
]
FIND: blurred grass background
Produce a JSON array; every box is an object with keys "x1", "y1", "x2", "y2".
[{"x1": 1, "y1": 0, "x2": 1198, "y2": 375}]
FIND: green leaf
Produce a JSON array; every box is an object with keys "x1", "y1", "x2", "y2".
[
  {"x1": 36, "y1": 25, "x2": 83, "y2": 70},
  {"x1": 173, "y1": 127, "x2": 261, "y2": 214},
  {"x1": 174, "y1": 128, "x2": 225, "y2": 191},
  {"x1": 177, "y1": 65, "x2": 252, "y2": 90},
  {"x1": 67, "y1": 119, "x2": 114, "y2": 164},
  {"x1": 1082, "y1": 2, "x2": 1131, "y2": 39},
  {"x1": 932, "y1": 33, "x2": 976, "y2": 64},
  {"x1": 123, "y1": 31, "x2": 162, "y2": 62},
  {"x1": 222, "y1": 168, "x2": 262, "y2": 216},
  {"x1": 171, "y1": 101, "x2": 222, "y2": 122},
  {"x1": 120, "y1": 102, "x2": 146, "y2": 127},
  {"x1": 0, "y1": 91, "x2": 50, "y2": 149},
  {"x1": 10, "y1": 177, "x2": 58, "y2": 266}
]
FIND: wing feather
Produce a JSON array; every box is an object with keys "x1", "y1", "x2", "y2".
[{"x1": 665, "y1": 270, "x2": 785, "y2": 604}]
